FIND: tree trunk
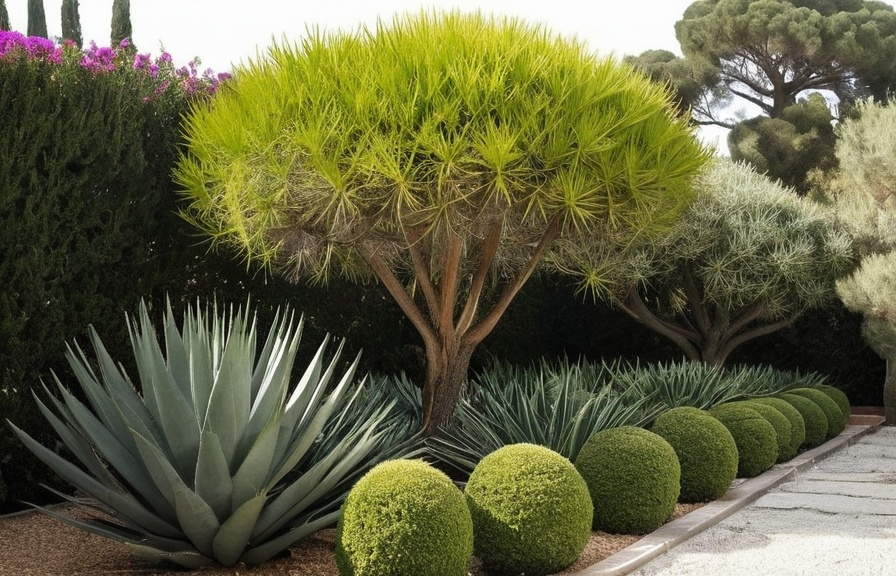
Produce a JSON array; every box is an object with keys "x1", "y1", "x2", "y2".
[
  {"x1": 885, "y1": 358, "x2": 895, "y2": 426},
  {"x1": 421, "y1": 341, "x2": 475, "y2": 435}
]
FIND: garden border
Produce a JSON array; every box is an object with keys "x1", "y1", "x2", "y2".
[{"x1": 571, "y1": 414, "x2": 886, "y2": 576}]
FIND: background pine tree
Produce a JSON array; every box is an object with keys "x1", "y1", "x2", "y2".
[
  {"x1": 0, "y1": 0, "x2": 10, "y2": 31},
  {"x1": 110, "y1": 0, "x2": 132, "y2": 47},
  {"x1": 27, "y1": 0, "x2": 47, "y2": 38},
  {"x1": 61, "y1": 0, "x2": 82, "y2": 48}
]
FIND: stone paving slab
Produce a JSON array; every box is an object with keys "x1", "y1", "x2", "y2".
[
  {"x1": 776, "y1": 478, "x2": 896, "y2": 499},
  {"x1": 753, "y1": 491, "x2": 896, "y2": 515}
]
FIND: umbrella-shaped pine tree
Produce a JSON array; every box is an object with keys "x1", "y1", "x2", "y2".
[{"x1": 176, "y1": 11, "x2": 709, "y2": 434}]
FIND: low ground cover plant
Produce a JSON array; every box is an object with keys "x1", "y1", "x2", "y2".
[
  {"x1": 336, "y1": 459, "x2": 472, "y2": 576},
  {"x1": 9, "y1": 301, "x2": 413, "y2": 567}
]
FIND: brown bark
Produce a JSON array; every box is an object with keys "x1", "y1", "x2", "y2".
[
  {"x1": 360, "y1": 217, "x2": 561, "y2": 435},
  {"x1": 885, "y1": 359, "x2": 895, "y2": 426}
]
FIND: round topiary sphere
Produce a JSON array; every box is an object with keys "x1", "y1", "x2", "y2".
[
  {"x1": 574, "y1": 426, "x2": 680, "y2": 534},
  {"x1": 787, "y1": 388, "x2": 846, "y2": 439},
  {"x1": 816, "y1": 385, "x2": 851, "y2": 423},
  {"x1": 336, "y1": 459, "x2": 473, "y2": 576},
  {"x1": 779, "y1": 393, "x2": 828, "y2": 448},
  {"x1": 708, "y1": 404, "x2": 777, "y2": 478},
  {"x1": 732, "y1": 401, "x2": 793, "y2": 463},
  {"x1": 651, "y1": 407, "x2": 738, "y2": 503},
  {"x1": 466, "y1": 443, "x2": 592, "y2": 576},
  {"x1": 750, "y1": 397, "x2": 806, "y2": 459}
]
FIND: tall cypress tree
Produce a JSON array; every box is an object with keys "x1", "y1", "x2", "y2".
[
  {"x1": 27, "y1": 0, "x2": 48, "y2": 38},
  {"x1": 0, "y1": 0, "x2": 10, "y2": 31},
  {"x1": 110, "y1": 0, "x2": 133, "y2": 48},
  {"x1": 61, "y1": 0, "x2": 82, "y2": 48}
]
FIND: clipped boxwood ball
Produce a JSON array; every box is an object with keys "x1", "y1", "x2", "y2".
[
  {"x1": 466, "y1": 443, "x2": 592, "y2": 576},
  {"x1": 708, "y1": 404, "x2": 777, "y2": 478},
  {"x1": 750, "y1": 397, "x2": 806, "y2": 459},
  {"x1": 651, "y1": 407, "x2": 738, "y2": 503},
  {"x1": 732, "y1": 401, "x2": 793, "y2": 463},
  {"x1": 788, "y1": 388, "x2": 846, "y2": 438},
  {"x1": 575, "y1": 426, "x2": 680, "y2": 534},
  {"x1": 336, "y1": 459, "x2": 473, "y2": 576},
  {"x1": 779, "y1": 393, "x2": 828, "y2": 448},
  {"x1": 816, "y1": 385, "x2": 851, "y2": 423}
]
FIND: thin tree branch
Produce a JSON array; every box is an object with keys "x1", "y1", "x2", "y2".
[
  {"x1": 717, "y1": 311, "x2": 802, "y2": 362},
  {"x1": 438, "y1": 234, "x2": 463, "y2": 335},
  {"x1": 358, "y1": 244, "x2": 438, "y2": 353},
  {"x1": 680, "y1": 267, "x2": 711, "y2": 335},
  {"x1": 464, "y1": 217, "x2": 560, "y2": 346},
  {"x1": 407, "y1": 232, "x2": 440, "y2": 320},
  {"x1": 618, "y1": 286, "x2": 702, "y2": 361},
  {"x1": 456, "y1": 219, "x2": 503, "y2": 335}
]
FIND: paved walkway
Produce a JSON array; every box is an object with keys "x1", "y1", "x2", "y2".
[{"x1": 574, "y1": 422, "x2": 896, "y2": 576}]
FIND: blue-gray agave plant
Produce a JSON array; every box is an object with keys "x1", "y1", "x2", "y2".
[{"x1": 8, "y1": 301, "x2": 415, "y2": 567}]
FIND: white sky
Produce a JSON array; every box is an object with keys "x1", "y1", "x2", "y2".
[
  {"x1": 7, "y1": 1, "x2": 692, "y2": 70},
  {"x1": 8, "y1": 0, "x2": 895, "y2": 151}
]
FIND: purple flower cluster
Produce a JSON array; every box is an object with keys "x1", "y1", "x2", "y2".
[{"x1": 0, "y1": 31, "x2": 230, "y2": 98}]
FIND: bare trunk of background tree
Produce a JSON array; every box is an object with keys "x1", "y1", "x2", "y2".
[{"x1": 885, "y1": 358, "x2": 895, "y2": 425}]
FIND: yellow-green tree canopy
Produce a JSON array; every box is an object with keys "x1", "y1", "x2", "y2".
[{"x1": 176, "y1": 11, "x2": 709, "y2": 432}]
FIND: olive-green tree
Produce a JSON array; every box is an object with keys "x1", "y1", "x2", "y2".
[
  {"x1": 676, "y1": 0, "x2": 896, "y2": 125},
  {"x1": 176, "y1": 11, "x2": 709, "y2": 433},
  {"x1": 27, "y1": 0, "x2": 47, "y2": 38},
  {"x1": 826, "y1": 100, "x2": 896, "y2": 423},
  {"x1": 111, "y1": 0, "x2": 132, "y2": 47},
  {"x1": 553, "y1": 159, "x2": 854, "y2": 365},
  {"x1": 61, "y1": 0, "x2": 82, "y2": 48},
  {"x1": 728, "y1": 94, "x2": 838, "y2": 193}
]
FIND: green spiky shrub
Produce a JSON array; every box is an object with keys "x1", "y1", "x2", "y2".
[
  {"x1": 574, "y1": 427, "x2": 680, "y2": 533},
  {"x1": 708, "y1": 404, "x2": 777, "y2": 477},
  {"x1": 779, "y1": 393, "x2": 829, "y2": 448},
  {"x1": 650, "y1": 407, "x2": 738, "y2": 503},
  {"x1": 749, "y1": 397, "x2": 806, "y2": 459},
  {"x1": 335, "y1": 459, "x2": 472, "y2": 576},
  {"x1": 816, "y1": 385, "x2": 851, "y2": 423},
  {"x1": 9, "y1": 301, "x2": 414, "y2": 568},
  {"x1": 428, "y1": 359, "x2": 657, "y2": 475},
  {"x1": 465, "y1": 444, "x2": 592, "y2": 576},
  {"x1": 730, "y1": 401, "x2": 793, "y2": 463},
  {"x1": 787, "y1": 388, "x2": 846, "y2": 438}
]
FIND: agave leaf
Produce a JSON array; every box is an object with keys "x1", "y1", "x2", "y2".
[
  {"x1": 276, "y1": 335, "x2": 330, "y2": 440},
  {"x1": 204, "y1": 309, "x2": 253, "y2": 463},
  {"x1": 127, "y1": 542, "x2": 213, "y2": 569},
  {"x1": 183, "y1": 303, "x2": 215, "y2": 422},
  {"x1": 88, "y1": 328, "x2": 163, "y2": 452},
  {"x1": 133, "y1": 431, "x2": 220, "y2": 557},
  {"x1": 269, "y1": 350, "x2": 360, "y2": 487},
  {"x1": 44, "y1": 385, "x2": 176, "y2": 521},
  {"x1": 241, "y1": 510, "x2": 340, "y2": 566},
  {"x1": 32, "y1": 385, "x2": 120, "y2": 489},
  {"x1": 231, "y1": 417, "x2": 280, "y2": 509},
  {"x1": 194, "y1": 429, "x2": 234, "y2": 522},
  {"x1": 64, "y1": 340, "x2": 131, "y2": 441},
  {"x1": 212, "y1": 494, "x2": 266, "y2": 566},
  {"x1": 135, "y1": 307, "x2": 202, "y2": 480},
  {"x1": 8, "y1": 422, "x2": 183, "y2": 538},
  {"x1": 164, "y1": 300, "x2": 194, "y2": 409}
]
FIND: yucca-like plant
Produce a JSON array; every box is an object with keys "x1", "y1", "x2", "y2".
[
  {"x1": 428, "y1": 359, "x2": 658, "y2": 473},
  {"x1": 613, "y1": 360, "x2": 826, "y2": 411},
  {"x1": 8, "y1": 301, "x2": 413, "y2": 568}
]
